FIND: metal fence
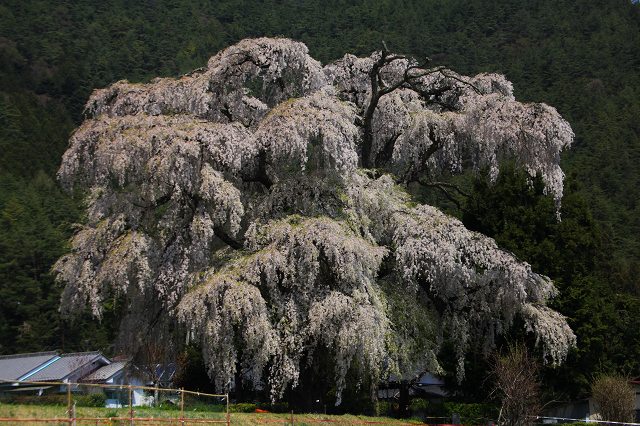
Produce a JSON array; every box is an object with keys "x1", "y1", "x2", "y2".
[{"x1": 0, "y1": 378, "x2": 229, "y2": 425}]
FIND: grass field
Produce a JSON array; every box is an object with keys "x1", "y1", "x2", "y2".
[{"x1": 0, "y1": 403, "x2": 426, "y2": 425}]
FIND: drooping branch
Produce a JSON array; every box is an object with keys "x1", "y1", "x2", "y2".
[{"x1": 361, "y1": 43, "x2": 481, "y2": 170}]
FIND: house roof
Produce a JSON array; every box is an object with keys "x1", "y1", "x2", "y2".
[
  {"x1": 0, "y1": 351, "x2": 59, "y2": 381},
  {"x1": 28, "y1": 351, "x2": 108, "y2": 382},
  {"x1": 416, "y1": 372, "x2": 445, "y2": 386},
  {"x1": 145, "y1": 363, "x2": 176, "y2": 384},
  {"x1": 157, "y1": 363, "x2": 176, "y2": 383},
  {"x1": 381, "y1": 372, "x2": 448, "y2": 397},
  {"x1": 82, "y1": 361, "x2": 127, "y2": 382},
  {"x1": 386, "y1": 372, "x2": 445, "y2": 386}
]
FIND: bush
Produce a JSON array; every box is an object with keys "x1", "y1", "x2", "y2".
[
  {"x1": 257, "y1": 402, "x2": 290, "y2": 413},
  {"x1": 76, "y1": 393, "x2": 106, "y2": 407},
  {"x1": 442, "y1": 402, "x2": 498, "y2": 423},
  {"x1": 228, "y1": 403, "x2": 257, "y2": 413},
  {"x1": 409, "y1": 399, "x2": 430, "y2": 412},
  {"x1": 591, "y1": 375, "x2": 635, "y2": 423},
  {"x1": 0, "y1": 394, "x2": 67, "y2": 405},
  {"x1": 492, "y1": 344, "x2": 541, "y2": 426},
  {"x1": 401, "y1": 399, "x2": 498, "y2": 423},
  {"x1": 156, "y1": 401, "x2": 180, "y2": 411},
  {"x1": 181, "y1": 397, "x2": 225, "y2": 413},
  {"x1": 377, "y1": 400, "x2": 395, "y2": 417}
]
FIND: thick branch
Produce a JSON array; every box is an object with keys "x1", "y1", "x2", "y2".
[
  {"x1": 413, "y1": 179, "x2": 470, "y2": 211},
  {"x1": 418, "y1": 180, "x2": 470, "y2": 198},
  {"x1": 403, "y1": 127, "x2": 444, "y2": 183},
  {"x1": 362, "y1": 47, "x2": 408, "y2": 168},
  {"x1": 427, "y1": 183, "x2": 463, "y2": 210},
  {"x1": 361, "y1": 45, "x2": 482, "y2": 169}
]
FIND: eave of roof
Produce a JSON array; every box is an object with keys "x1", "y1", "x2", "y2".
[{"x1": 81, "y1": 361, "x2": 127, "y2": 382}]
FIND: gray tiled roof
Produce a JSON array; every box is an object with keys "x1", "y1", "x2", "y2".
[
  {"x1": 0, "y1": 351, "x2": 59, "y2": 381},
  {"x1": 82, "y1": 361, "x2": 127, "y2": 382},
  {"x1": 28, "y1": 352, "x2": 106, "y2": 382}
]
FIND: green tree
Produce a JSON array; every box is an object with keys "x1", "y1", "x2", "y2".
[{"x1": 462, "y1": 168, "x2": 640, "y2": 398}]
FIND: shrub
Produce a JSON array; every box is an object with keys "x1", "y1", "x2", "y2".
[
  {"x1": 257, "y1": 402, "x2": 290, "y2": 413},
  {"x1": 404, "y1": 400, "x2": 498, "y2": 423},
  {"x1": 591, "y1": 374, "x2": 635, "y2": 423},
  {"x1": 377, "y1": 400, "x2": 395, "y2": 417},
  {"x1": 76, "y1": 393, "x2": 106, "y2": 407},
  {"x1": 492, "y1": 344, "x2": 541, "y2": 426},
  {"x1": 1, "y1": 394, "x2": 66, "y2": 405},
  {"x1": 228, "y1": 403, "x2": 257, "y2": 413},
  {"x1": 442, "y1": 402, "x2": 499, "y2": 423}
]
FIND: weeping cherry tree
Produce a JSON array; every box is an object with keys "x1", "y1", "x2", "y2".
[{"x1": 55, "y1": 38, "x2": 576, "y2": 404}]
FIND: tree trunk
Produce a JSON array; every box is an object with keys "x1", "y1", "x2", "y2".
[
  {"x1": 234, "y1": 368, "x2": 243, "y2": 402},
  {"x1": 398, "y1": 381, "x2": 410, "y2": 418}
]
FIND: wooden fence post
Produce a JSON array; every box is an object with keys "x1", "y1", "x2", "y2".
[
  {"x1": 67, "y1": 383, "x2": 72, "y2": 426},
  {"x1": 226, "y1": 393, "x2": 230, "y2": 426},
  {"x1": 128, "y1": 385, "x2": 133, "y2": 426},
  {"x1": 181, "y1": 388, "x2": 185, "y2": 426}
]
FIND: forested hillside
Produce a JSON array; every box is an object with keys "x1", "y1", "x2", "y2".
[{"x1": 1, "y1": 0, "x2": 639, "y2": 399}]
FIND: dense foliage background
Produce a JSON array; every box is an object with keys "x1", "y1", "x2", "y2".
[{"x1": 1, "y1": 0, "x2": 639, "y2": 401}]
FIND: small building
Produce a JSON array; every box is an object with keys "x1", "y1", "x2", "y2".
[
  {"x1": 1, "y1": 350, "x2": 177, "y2": 408},
  {"x1": 0, "y1": 351, "x2": 110, "y2": 395},
  {"x1": 82, "y1": 361, "x2": 150, "y2": 407},
  {"x1": 27, "y1": 351, "x2": 110, "y2": 393},
  {"x1": 378, "y1": 372, "x2": 448, "y2": 400},
  {"x1": 542, "y1": 399, "x2": 591, "y2": 421}
]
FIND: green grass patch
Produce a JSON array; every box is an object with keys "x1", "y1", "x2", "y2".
[{"x1": 0, "y1": 402, "x2": 427, "y2": 425}]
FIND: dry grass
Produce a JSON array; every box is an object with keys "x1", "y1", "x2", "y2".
[{"x1": 0, "y1": 403, "x2": 425, "y2": 425}]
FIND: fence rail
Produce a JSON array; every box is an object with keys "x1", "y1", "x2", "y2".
[
  {"x1": 8, "y1": 379, "x2": 639, "y2": 426},
  {"x1": 0, "y1": 378, "x2": 229, "y2": 425}
]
